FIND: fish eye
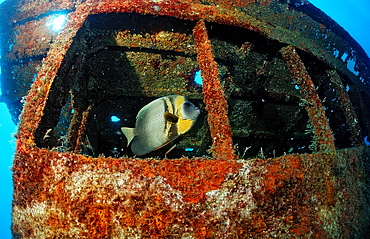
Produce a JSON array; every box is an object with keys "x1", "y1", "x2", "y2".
[{"x1": 184, "y1": 102, "x2": 192, "y2": 108}]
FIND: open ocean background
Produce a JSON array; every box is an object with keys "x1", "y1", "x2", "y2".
[{"x1": 0, "y1": 0, "x2": 369, "y2": 237}]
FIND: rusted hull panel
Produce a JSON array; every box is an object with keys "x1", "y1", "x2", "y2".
[{"x1": 12, "y1": 147, "x2": 370, "y2": 238}]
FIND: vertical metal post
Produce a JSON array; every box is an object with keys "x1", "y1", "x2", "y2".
[
  {"x1": 193, "y1": 20, "x2": 236, "y2": 159},
  {"x1": 326, "y1": 70, "x2": 363, "y2": 147},
  {"x1": 280, "y1": 45, "x2": 336, "y2": 153}
]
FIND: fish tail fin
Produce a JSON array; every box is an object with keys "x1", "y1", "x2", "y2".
[{"x1": 121, "y1": 127, "x2": 135, "y2": 146}]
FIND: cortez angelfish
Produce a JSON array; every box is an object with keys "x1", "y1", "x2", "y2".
[{"x1": 121, "y1": 95, "x2": 200, "y2": 156}]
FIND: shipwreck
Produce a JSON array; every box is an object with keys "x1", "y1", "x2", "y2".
[{"x1": 1, "y1": 0, "x2": 369, "y2": 238}]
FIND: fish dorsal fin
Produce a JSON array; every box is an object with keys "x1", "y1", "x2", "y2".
[
  {"x1": 121, "y1": 127, "x2": 136, "y2": 146},
  {"x1": 164, "y1": 112, "x2": 179, "y2": 124}
]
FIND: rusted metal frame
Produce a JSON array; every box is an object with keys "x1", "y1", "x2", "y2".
[
  {"x1": 17, "y1": 0, "x2": 358, "y2": 156},
  {"x1": 280, "y1": 45, "x2": 336, "y2": 153},
  {"x1": 73, "y1": 105, "x2": 92, "y2": 153},
  {"x1": 90, "y1": 1, "x2": 370, "y2": 105},
  {"x1": 193, "y1": 20, "x2": 236, "y2": 160},
  {"x1": 326, "y1": 70, "x2": 363, "y2": 147},
  {"x1": 17, "y1": 0, "x2": 95, "y2": 146},
  {"x1": 92, "y1": 1, "x2": 370, "y2": 96}
]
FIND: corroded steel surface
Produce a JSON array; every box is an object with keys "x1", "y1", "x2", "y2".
[
  {"x1": 12, "y1": 144, "x2": 370, "y2": 238},
  {"x1": 193, "y1": 19, "x2": 235, "y2": 159},
  {"x1": 1, "y1": 0, "x2": 369, "y2": 238}
]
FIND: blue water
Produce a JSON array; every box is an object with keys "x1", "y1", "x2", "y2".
[
  {"x1": 0, "y1": 103, "x2": 15, "y2": 239},
  {"x1": 0, "y1": 0, "x2": 369, "y2": 238}
]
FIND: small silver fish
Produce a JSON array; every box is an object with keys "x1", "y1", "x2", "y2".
[{"x1": 121, "y1": 95, "x2": 200, "y2": 156}]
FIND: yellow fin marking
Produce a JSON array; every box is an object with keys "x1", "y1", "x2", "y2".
[{"x1": 177, "y1": 118, "x2": 193, "y2": 134}]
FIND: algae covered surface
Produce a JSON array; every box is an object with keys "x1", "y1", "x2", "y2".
[{"x1": 2, "y1": 0, "x2": 370, "y2": 238}]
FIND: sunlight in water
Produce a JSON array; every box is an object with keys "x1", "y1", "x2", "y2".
[{"x1": 51, "y1": 14, "x2": 67, "y2": 32}]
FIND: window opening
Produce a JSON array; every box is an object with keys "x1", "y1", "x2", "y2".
[
  {"x1": 35, "y1": 14, "x2": 211, "y2": 158},
  {"x1": 206, "y1": 23, "x2": 313, "y2": 158},
  {"x1": 300, "y1": 53, "x2": 363, "y2": 149}
]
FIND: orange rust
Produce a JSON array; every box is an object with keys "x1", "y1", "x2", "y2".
[
  {"x1": 12, "y1": 140, "x2": 370, "y2": 238},
  {"x1": 89, "y1": 0, "x2": 266, "y2": 40},
  {"x1": 46, "y1": 213, "x2": 69, "y2": 231},
  {"x1": 6, "y1": 18, "x2": 57, "y2": 61},
  {"x1": 261, "y1": 154, "x2": 303, "y2": 194},
  {"x1": 325, "y1": 175, "x2": 335, "y2": 206},
  {"x1": 82, "y1": 205, "x2": 112, "y2": 238},
  {"x1": 248, "y1": 153, "x2": 335, "y2": 238},
  {"x1": 152, "y1": 159, "x2": 241, "y2": 203},
  {"x1": 193, "y1": 19, "x2": 236, "y2": 160}
]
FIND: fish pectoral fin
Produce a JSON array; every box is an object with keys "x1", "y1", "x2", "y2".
[
  {"x1": 154, "y1": 136, "x2": 179, "y2": 151},
  {"x1": 121, "y1": 127, "x2": 136, "y2": 146},
  {"x1": 165, "y1": 144, "x2": 177, "y2": 156},
  {"x1": 164, "y1": 112, "x2": 179, "y2": 124}
]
